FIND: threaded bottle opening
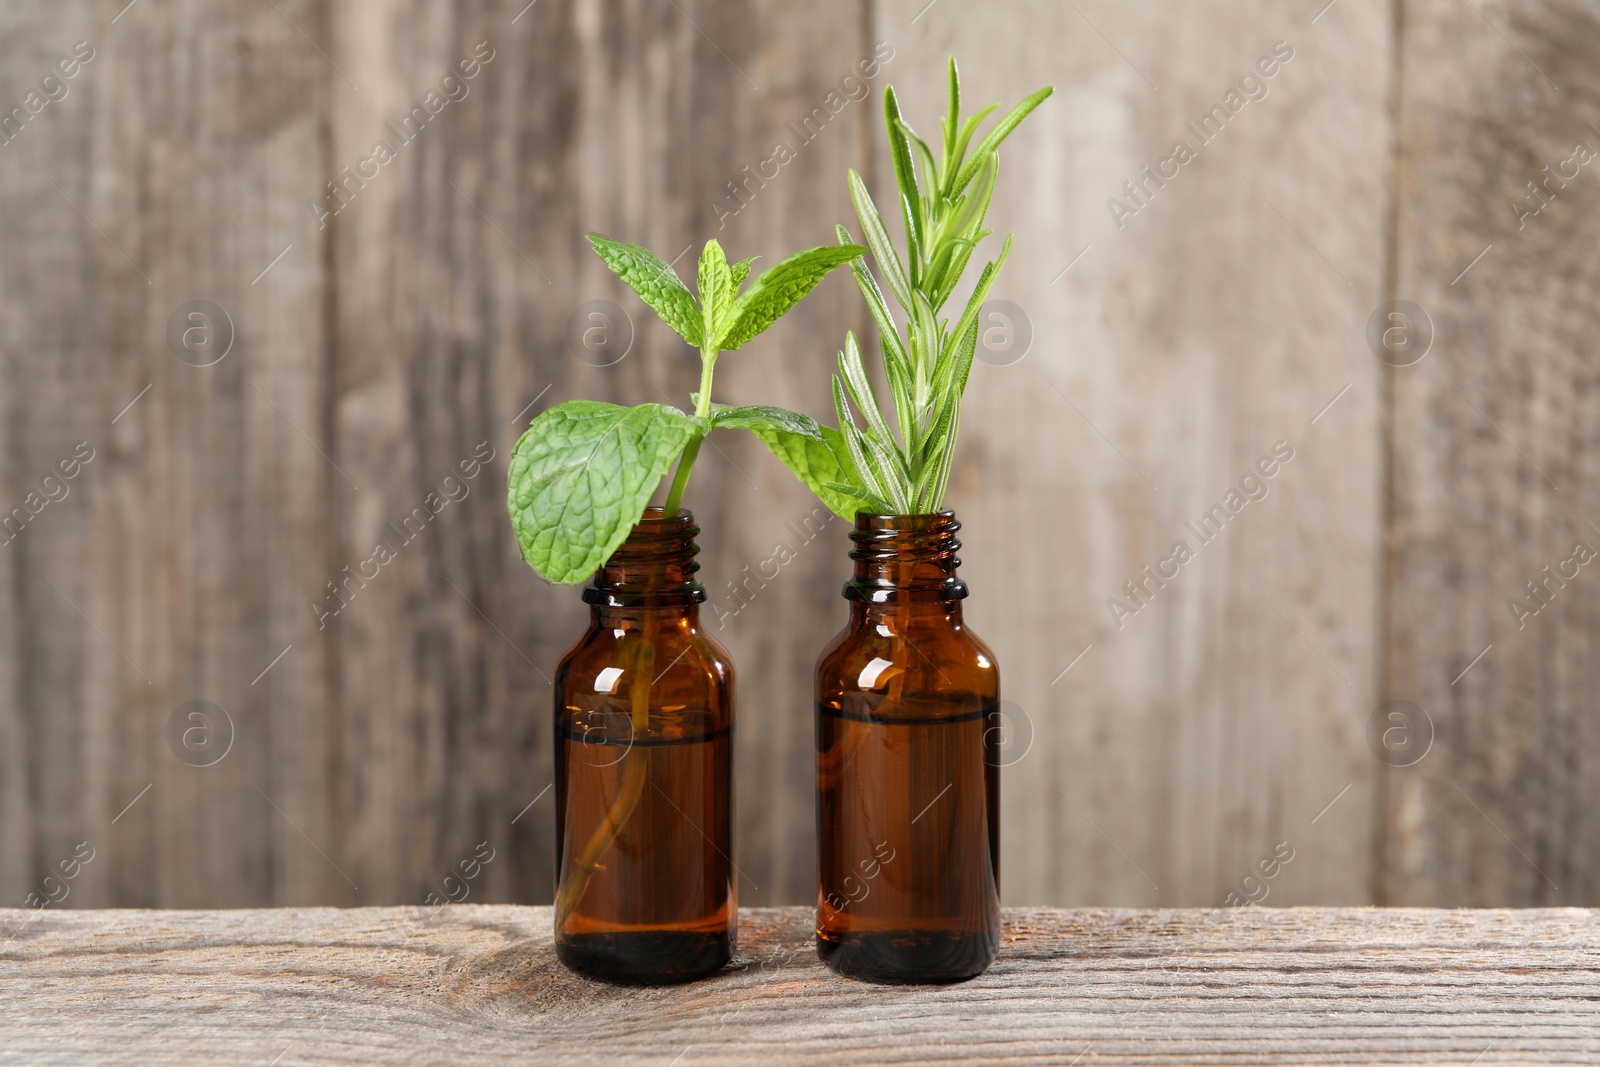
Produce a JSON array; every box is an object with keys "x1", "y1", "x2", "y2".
[
  {"x1": 845, "y1": 510, "x2": 967, "y2": 603},
  {"x1": 584, "y1": 507, "x2": 705, "y2": 606}
]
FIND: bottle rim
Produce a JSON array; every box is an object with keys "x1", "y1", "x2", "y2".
[
  {"x1": 845, "y1": 509, "x2": 967, "y2": 603},
  {"x1": 584, "y1": 507, "x2": 706, "y2": 606},
  {"x1": 849, "y1": 509, "x2": 958, "y2": 531}
]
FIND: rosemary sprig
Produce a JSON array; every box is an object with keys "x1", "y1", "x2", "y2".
[{"x1": 831, "y1": 58, "x2": 1052, "y2": 513}]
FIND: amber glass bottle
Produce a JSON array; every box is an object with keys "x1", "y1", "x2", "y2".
[
  {"x1": 552, "y1": 508, "x2": 735, "y2": 983},
  {"x1": 814, "y1": 511, "x2": 1000, "y2": 983}
]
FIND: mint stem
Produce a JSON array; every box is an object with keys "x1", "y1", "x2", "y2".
[
  {"x1": 662, "y1": 436, "x2": 701, "y2": 515},
  {"x1": 663, "y1": 349, "x2": 718, "y2": 515}
]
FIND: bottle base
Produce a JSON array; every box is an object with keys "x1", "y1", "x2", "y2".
[
  {"x1": 816, "y1": 928, "x2": 998, "y2": 984},
  {"x1": 556, "y1": 929, "x2": 732, "y2": 985}
]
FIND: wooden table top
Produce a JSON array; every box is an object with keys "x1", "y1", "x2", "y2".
[{"x1": 2, "y1": 906, "x2": 1596, "y2": 1065}]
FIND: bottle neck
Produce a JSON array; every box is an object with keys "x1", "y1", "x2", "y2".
[
  {"x1": 584, "y1": 507, "x2": 705, "y2": 613},
  {"x1": 844, "y1": 511, "x2": 968, "y2": 608}
]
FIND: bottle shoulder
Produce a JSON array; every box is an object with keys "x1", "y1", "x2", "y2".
[
  {"x1": 554, "y1": 614, "x2": 734, "y2": 734},
  {"x1": 816, "y1": 607, "x2": 998, "y2": 709}
]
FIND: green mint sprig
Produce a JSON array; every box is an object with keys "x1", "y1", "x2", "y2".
[
  {"x1": 750, "y1": 58, "x2": 1052, "y2": 516},
  {"x1": 507, "y1": 235, "x2": 865, "y2": 584}
]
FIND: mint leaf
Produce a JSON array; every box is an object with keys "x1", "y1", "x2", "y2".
[
  {"x1": 697, "y1": 240, "x2": 734, "y2": 346},
  {"x1": 508, "y1": 400, "x2": 699, "y2": 584},
  {"x1": 823, "y1": 481, "x2": 891, "y2": 516},
  {"x1": 729, "y1": 255, "x2": 758, "y2": 287},
  {"x1": 712, "y1": 404, "x2": 876, "y2": 519},
  {"x1": 718, "y1": 244, "x2": 865, "y2": 350},
  {"x1": 587, "y1": 235, "x2": 704, "y2": 348}
]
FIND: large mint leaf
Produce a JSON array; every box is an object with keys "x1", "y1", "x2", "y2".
[
  {"x1": 717, "y1": 244, "x2": 865, "y2": 350},
  {"x1": 587, "y1": 235, "x2": 704, "y2": 348},
  {"x1": 712, "y1": 404, "x2": 876, "y2": 520},
  {"x1": 508, "y1": 400, "x2": 699, "y2": 583}
]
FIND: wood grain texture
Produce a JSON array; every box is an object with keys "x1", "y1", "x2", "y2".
[
  {"x1": 3, "y1": 905, "x2": 1598, "y2": 1065},
  {"x1": 0, "y1": 0, "x2": 877, "y2": 910},
  {"x1": 0, "y1": 0, "x2": 334, "y2": 909},
  {"x1": 1381, "y1": 0, "x2": 1600, "y2": 904},
  {"x1": 1, "y1": 0, "x2": 1598, "y2": 914},
  {"x1": 881, "y1": 0, "x2": 1389, "y2": 906},
  {"x1": 319, "y1": 0, "x2": 876, "y2": 907}
]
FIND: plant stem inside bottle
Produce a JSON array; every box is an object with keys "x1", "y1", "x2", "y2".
[{"x1": 555, "y1": 717, "x2": 733, "y2": 983}]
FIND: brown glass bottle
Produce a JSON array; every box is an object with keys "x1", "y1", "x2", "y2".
[
  {"x1": 815, "y1": 511, "x2": 1000, "y2": 983},
  {"x1": 552, "y1": 508, "x2": 735, "y2": 983}
]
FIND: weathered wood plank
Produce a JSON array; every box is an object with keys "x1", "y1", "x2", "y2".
[
  {"x1": 0, "y1": 0, "x2": 334, "y2": 907},
  {"x1": 880, "y1": 1, "x2": 1390, "y2": 905},
  {"x1": 1382, "y1": 0, "x2": 1600, "y2": 903},
  {"x1": 681, "y1": 3, "x2": 883, "y2": 904},
  {"x1": 3, "y1": 906, "x2": 1597, "y2": 1064},
  {"x1": 5, "y1": 0, "x2": 1599, "y2": 917},
  {"x1": 322, "y1": 0, "x2": 875, "y2": 907}
]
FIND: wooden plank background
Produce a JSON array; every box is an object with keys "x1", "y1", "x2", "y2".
[{"x1": 0, "y1": 0, "x2": 1592, "y2": 910}]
